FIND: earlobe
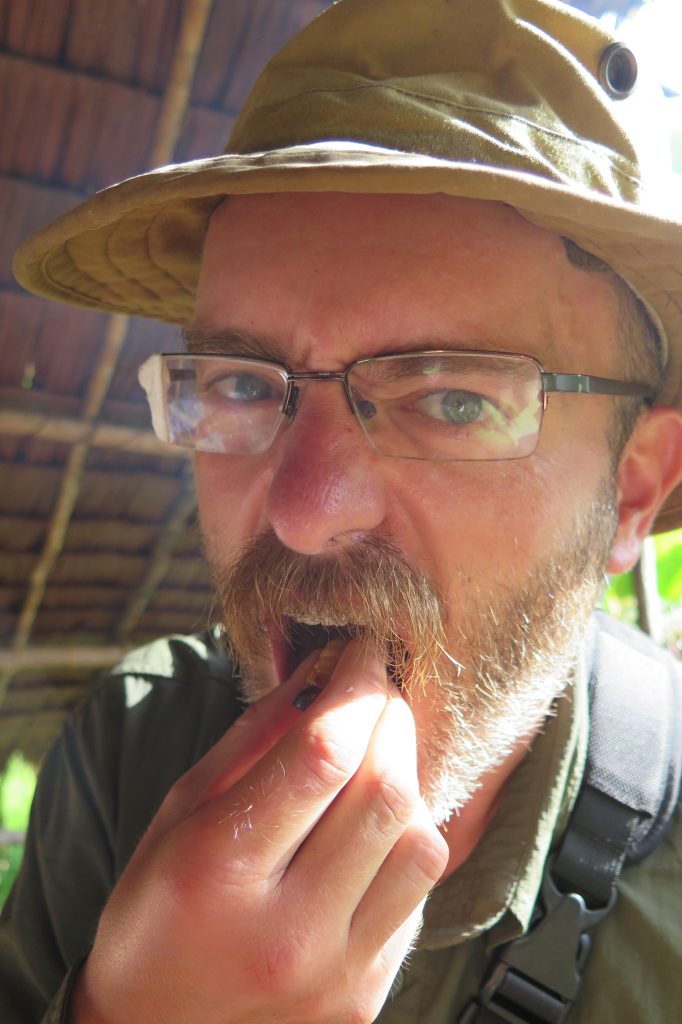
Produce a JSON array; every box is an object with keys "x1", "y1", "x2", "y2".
[{"x1": 608, "y1": 408, "x2": 682, "y2": 574}]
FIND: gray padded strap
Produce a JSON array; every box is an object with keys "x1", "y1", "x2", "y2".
[{"x1": 552, "y1": 614, "x2": 682, "y2": 905}]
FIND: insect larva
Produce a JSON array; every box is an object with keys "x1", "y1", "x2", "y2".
[{"x1": 305, "y1": 636, "x2": 347, "y2": 687}]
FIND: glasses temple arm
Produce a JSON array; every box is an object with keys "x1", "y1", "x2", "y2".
[{"x1": 541, "y1": 372, "x2": 656, "y2": 401}]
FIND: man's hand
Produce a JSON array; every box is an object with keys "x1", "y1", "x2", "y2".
[{"x1": 70, "y1": 640, "x2": 449, "y2": 1024}]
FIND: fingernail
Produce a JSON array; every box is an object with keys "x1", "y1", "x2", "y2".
[{"x1": 292, "y1": 683, "x2": 323, "y2": 711}]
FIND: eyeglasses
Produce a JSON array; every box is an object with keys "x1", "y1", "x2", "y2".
[{"x1": 138, "y1": 351, "x2": 655, "y2": 462}]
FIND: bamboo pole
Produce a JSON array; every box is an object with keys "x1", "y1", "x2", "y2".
[
  {"x1": 2, "y1": 0, "x2": 214, "y2": 706},
  {"x1": 147, "y1": 0, "x2": 215, "y2": 170},
  {"x1": 0, "y1": 406, "x2": 187, "y2": 459},
  {"x1": 0, "y1": 647, "x2": 129, "y2": 673}
]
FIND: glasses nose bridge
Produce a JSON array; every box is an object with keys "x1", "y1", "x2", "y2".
[{"x1": 282, "y1": 369, "x2": 355, "y2": 420}]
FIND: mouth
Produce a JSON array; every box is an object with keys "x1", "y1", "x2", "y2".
[
  {"x1": 267, "y1": 617, "x2": 364, "y2": 684},
  {"x1": 266, "y1": 615, "x2": 411, "y2": 689}
]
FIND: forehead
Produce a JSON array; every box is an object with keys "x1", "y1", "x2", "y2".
[{"x1": 194, "y1": 193, "x2": 621, "y2": 371}]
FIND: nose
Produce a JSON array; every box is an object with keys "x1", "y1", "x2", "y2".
[{"x1": 264, "y1": 384, "x2": 388, "y2": 555}]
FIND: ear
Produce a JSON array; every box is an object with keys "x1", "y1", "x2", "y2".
[{"x1": 608, "y1": 408, "x2": 682, "y2": 574}]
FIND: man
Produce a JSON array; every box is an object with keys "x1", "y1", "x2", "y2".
[{"x1": 3, "y1": 0, "x2": 682, "y2": 1021}]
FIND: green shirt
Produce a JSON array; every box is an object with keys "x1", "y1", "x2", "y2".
[{"x1": 0, "y1": 630, "x2": 680, "y2": 1023}]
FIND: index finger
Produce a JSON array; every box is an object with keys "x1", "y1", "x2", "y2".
[
  {"x1": 147, "y1": 645, "x2": 327, "y2": 840},
  {"x1": 186, "y1": 638, "x2": 389, "y2": 880}
]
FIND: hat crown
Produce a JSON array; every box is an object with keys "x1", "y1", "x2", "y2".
[{"x1": 228, "y1": 0, "x2": 669, "y2": 207}]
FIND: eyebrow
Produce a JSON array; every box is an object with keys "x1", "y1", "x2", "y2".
[
  {"x1": 182, "y1": 326, "x2": 288, "y2": 364},
  {"x1": 182, "y1": 326, "x2": 557, "y2": 368}
]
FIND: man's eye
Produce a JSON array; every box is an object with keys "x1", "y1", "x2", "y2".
[
  {"x1": 210, "y1": 373, "x2": 275, "y2": 402},
  {"x1": 416, "y1": 388, "x2": 487, "y2": 425}
]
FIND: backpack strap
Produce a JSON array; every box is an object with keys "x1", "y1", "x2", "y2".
[
  {"x1": 552, "y1": 613, "x2": 682, "y2": 902},
  {"x1": 459, "y1": 614, "x2": 682, "y2": 1024}
]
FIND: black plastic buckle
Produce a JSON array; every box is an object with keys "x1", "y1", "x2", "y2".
[{"x1": 459, "y1": 858, "x2": 617, "y2": 1024}]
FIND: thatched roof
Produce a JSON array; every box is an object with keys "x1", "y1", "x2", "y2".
[{"x1": 0, "y1": 0, "x2": 332, "y2": 767}]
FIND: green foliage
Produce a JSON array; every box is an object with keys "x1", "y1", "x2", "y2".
[
  {"x1": 604, "y1": 527, "x2": 682, "y2": 613},
  {"x1": 0, "y1": 752, "x2": 37, "y2": 912},
  {"x1": 0, "y1": 844, "x2": 25, "y2": 912},
  {"x1": 1, "y1": 751, "x2": 37, "y2": 831},
  {"x1": 653, "y1": 530, "x2": 682, "y2": 604},
  {"x1": 603, "y1": 528, "x2": 682, "y2": 658}
]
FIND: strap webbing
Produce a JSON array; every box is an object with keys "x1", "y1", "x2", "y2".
[{"x1": 459, "y1": 615, "x2": 682, "y2": 1024}]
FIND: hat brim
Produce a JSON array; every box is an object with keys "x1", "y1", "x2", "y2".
[{"x1": 13, "y1": 141, "x2": 682, "y2": 532}]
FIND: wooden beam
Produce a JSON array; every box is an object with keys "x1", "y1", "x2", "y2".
[
  {"x1": 0, "y1": 580, "x2": 208, "y2": 606},
  {"x1": 0, "y1": 386, "x2": 150, "y2": 430},
  {"x1": 0, "y1": 387, "x2": 80, "y2": 421},
  {"x1": 0, "y1": 405, "x2": 187, "y2": 459},
  {"x1": 1, "y1": 550, "x2": 208, "y2": 586},
  {"x1": 0, "y1": 646, "x2": 129, "y2": 673}
]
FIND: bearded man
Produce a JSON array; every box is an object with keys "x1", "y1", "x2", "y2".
[{"x1": 3, "y1": 1, "x2": 682, "y2": 1022}]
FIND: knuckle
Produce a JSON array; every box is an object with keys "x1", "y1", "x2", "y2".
[
  {"x1": 300, "y1": 722, "x2": 358, "y2": 789},
  {"x1": 367, "y1": 774, "x2": 418, "y2": 833},
  {"x1": 405, "y1": 831, "x2": 449, "y2": 887}
]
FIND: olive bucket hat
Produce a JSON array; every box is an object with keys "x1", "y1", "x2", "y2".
[{"x1": 12, "y1": 0, "x2": 682, "y2": 531}]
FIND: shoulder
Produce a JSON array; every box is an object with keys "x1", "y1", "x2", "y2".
[
  {"x1": 111, "y1": 629, "x2": 231, "y2": 678},
  {"x1": 107, "y1": 627, "x2": 235, "y2": 689},
  {"x1": 77, "y1": 628, "x2": 240, "y2": 731},
  {"x1": 76, "y1": 627, "x2": 244, "y2": 758}
]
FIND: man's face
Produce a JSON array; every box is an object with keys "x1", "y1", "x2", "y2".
[{"x1": 191, "y1": 193, "x2": 623, "y2": 821}]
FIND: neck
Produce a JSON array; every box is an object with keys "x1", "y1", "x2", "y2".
[{"x1": 437, "y1": 729, "x2": 540, "y2": 881}]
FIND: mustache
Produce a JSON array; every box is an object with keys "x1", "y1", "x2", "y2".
[{"x1": 210, "y1": 531, "x2": 450, "y2": 688}]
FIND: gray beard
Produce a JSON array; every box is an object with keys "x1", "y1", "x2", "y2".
[
  {"x1": 207, "y1": 480, "x2": 617, "y2": 826},
  {"x1": 410, "y1": 557, "x2": 601, "y2": 824}
]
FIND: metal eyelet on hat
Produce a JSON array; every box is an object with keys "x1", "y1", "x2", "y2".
[{"x1": 598, "y1": 43, "x2": 638, "y2": 99}]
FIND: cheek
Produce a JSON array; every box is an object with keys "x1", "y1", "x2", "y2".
[
  {"x1": 378, "y1": 461, "x2": 540, "y2": 588},
  {"x1": 387, "y1": 443, "x2": 608, "y2": 597},
  {"x1": 194, "y1": 453, "x2": 273, "y2": 559}
]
